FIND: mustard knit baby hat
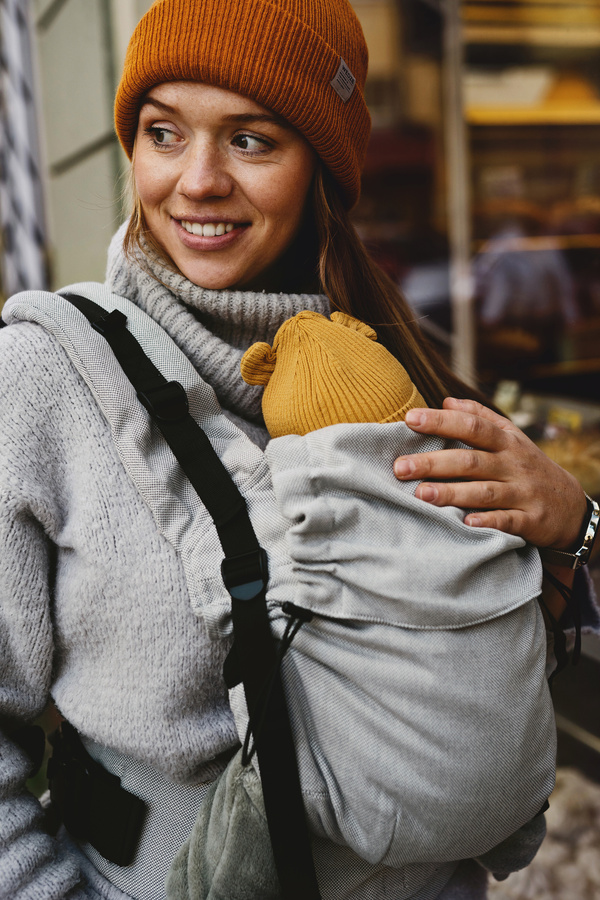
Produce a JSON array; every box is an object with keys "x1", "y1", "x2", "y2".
[{"x1": 241, "y1": 311, "x2": 427, "y2": 438}]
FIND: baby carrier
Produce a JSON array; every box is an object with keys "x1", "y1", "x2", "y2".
[{"x1": 3, "y1": 283, "x2": 557, "y2": 899}]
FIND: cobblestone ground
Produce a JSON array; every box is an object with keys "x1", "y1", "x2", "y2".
[{"x1": 488, "y1": 768, "x2": 600, "y2": 900}]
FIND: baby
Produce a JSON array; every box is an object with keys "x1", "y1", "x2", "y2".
[
  {"x1": 240, "y1": 309, "x2": 427, "y2": 436},
  {"x1": 168, "y1": 310, "x2": 552, "y2": 900}
]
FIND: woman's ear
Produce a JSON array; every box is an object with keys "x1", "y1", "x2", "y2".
[
  {"x1": 240, "y1": 342, "x2": 277, "y2": 386},
  {"x1": 330, "y1": 311, "x2": 377, "y2": 341}
]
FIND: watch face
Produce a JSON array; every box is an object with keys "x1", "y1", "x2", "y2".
[{"x1": 578, "y1": 496, "x2": 600, "y2": 567}]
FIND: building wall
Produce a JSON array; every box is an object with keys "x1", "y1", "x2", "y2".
[{"x1": 32, "y1": 0, "x2": 153, "y2": 287}]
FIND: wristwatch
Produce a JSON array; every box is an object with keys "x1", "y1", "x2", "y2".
[{"x1": 539, "y1": 493, "x2": 600, "y2": 570}]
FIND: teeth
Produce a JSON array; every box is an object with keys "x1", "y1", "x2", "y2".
[{"x1": 181, "y1": 220, "x2": 237, "y2": 237}]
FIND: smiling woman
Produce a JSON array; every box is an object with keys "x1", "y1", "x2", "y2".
[{"x1": 132, "y1": 82, "x2": 316, "y2": 290}]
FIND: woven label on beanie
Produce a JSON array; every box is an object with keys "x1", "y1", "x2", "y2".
[{"x1": 330, "y1": 59, "x2": 356, "y2": 102}]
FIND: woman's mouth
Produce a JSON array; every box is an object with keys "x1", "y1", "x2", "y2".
[
  {"x1": 179, "y1": 220, "x2": 238, "y2": 237},
  {"x1": 173, "y1": 217, "x2": 249, "y2": 251}
]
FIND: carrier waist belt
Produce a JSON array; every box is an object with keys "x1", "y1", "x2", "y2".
[{"x1": 78, "y1": 737, "x2": 223, "y2": 900}]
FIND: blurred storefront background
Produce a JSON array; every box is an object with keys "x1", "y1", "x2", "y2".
[
  {"x1": 1, "y1": 1, "x2": 599, "y2": 895},
  {"x1": 8, "y1": 0, "x2": 600, "y2": 419}
]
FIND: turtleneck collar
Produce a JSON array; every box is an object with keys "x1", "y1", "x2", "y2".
[{"x1": 105, "y1": 223, "x2": 331, "y2": 435}]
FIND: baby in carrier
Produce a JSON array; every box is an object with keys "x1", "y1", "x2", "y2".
[{"x1": 168, "y1": 311, "x2": 554, "y2": 900}]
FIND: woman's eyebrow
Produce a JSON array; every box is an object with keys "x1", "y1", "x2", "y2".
[
  {"x1": 222, "y1": 113, "x2": 292, "y2": 129},
  {"x1": 139, "y1": 100, "x2": 290, "y2": 130},
  {"x1": 140, "y1": 98, "x2": 178, "y2": 115}
]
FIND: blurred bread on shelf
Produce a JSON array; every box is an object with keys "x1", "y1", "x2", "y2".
[
  {"x1": 464, "y1": 67, "x2": 555, "y2": 108},
  {"x1": 537, "y1": 428, "x2": 600, "y2": 500}
]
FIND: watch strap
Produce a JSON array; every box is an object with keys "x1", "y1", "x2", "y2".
[{"x1": 539, "y1": 493, "x2": 599, "y2": 569}]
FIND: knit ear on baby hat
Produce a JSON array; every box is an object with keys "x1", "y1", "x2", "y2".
[
  {"x1": 330, "y1": 311, "x2": 377, "y2": 341},
  {"x1": 240, "y1": 342, "x2": 277, "y2": 386}
]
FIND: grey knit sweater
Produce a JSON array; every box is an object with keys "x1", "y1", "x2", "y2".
[{"x1": 0, "y1": 227, "x2": 329, "y2": 899}]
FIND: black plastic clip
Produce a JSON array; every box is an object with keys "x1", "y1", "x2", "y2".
[
  {"x1": 91, "y1": 309, "x2": 128, "y2": 337},
  {"x1": 47, "y1": 722, "x2": 146, "y2": 866},
  {"x1": 137, "y1": 381, "x2": 190, "y2": 422},
  {"x1": 281, "y1": 602, "x2": 313, "y2": 623},
  {"x1": 221, "y1": 548, "x2": 269, "y2": 601}
]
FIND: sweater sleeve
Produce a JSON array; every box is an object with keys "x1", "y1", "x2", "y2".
[{"x1": 0, "y1": 323, "x2": 84, "y2": 898}]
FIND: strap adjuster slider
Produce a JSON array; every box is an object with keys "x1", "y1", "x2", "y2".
[
  {"x1": 221, "y1": 548, "x2": 269, "y2": 601},
  {"x1": 137, "y1": 382, "x2": 190, "y2": 422},
  {"x1": 91, "y1": 309, "x2": 128, "y2": 336}
]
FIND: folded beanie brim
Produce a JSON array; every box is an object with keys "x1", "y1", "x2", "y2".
[{"x1": 378, "y1": 384, "x2": 427, "y2": 425}]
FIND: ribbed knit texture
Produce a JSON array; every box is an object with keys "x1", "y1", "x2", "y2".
[
  {"x1": 114, "y1": 0, "x2": 371, "y2": 206},
  {"x1": 241, "y1": 309, "x2": 427, "y2": 437},
  {"x1": 105, "y1": 224, "x2": 330, "y2": 447}
]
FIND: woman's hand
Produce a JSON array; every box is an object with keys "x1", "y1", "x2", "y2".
[{"x1": 393, "y1": 396, "x2": 588, "y2": 550}]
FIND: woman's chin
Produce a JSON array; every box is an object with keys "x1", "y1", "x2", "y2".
[
  {"x1": 176, "y1": 268, "x2": 258, "y2": 291},
  {"x1": 172, "y1": 258, "x2": 281, "y2": 293}
]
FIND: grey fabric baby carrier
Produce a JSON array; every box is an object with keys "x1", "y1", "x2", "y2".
[{"x1": 3, "y1": 284, "x2": 556, "y2": 899}]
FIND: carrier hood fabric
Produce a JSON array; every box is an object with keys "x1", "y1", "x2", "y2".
[
  {"x1": 257, "y1": 426, "x2": 554, "y2": 867},
  {"x1": 4, "y1": 286, "x2": 555, "y2": 882}
]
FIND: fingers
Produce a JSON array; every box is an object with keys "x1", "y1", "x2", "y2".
[
  {"x1": 404, "y1": 403, "x2": 513, "y2": 452},
  {"x1": 463, "y1": 508, "x2": 528, "y2": 537},
  {"x1": 395, "y1": 395, "x2": 589, "y2": 548},
  {"x1": 410, "y1": 471, "x2": 584, "y2": 548},
  {"x1": 442, "y1": 396, "x2": 517, "y2": 432},
  {"x1": 394, "y1": 446, "x2": 505, "y2": 483},
  {"x1": 410, "y1": 477, "x2": 549, "y2": 545},
  {"x1": 412, "y1": 478, "x2": 523, "y2": 513}
]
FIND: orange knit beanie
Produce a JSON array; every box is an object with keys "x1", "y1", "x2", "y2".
[
  {"x1": 114, "y1": 0, "x2": 371, "y2": 207},
  {"x1": 241, "y1": 311, "x2": 427, "y2": 438}
]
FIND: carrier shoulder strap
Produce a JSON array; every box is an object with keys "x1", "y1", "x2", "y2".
[{"x1": 60, "y1": 292, "x2": 321, "y2": 900}]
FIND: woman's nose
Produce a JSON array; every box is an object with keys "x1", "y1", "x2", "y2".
[{"x1": 177, "y1": 146, "x2": 233, "y2": 200}]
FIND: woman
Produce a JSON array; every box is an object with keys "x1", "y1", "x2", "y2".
[{"x1": 0, "y1": 0, "x2": 597, "y2": 898}]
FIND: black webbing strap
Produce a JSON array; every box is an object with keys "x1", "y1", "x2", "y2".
[{"x1": 61, "y1": 293, "x2": 321, "y2": 899}]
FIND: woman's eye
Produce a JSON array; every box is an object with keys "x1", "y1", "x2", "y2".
[
  {"x1": 145, "y1": 126, "x2": 179, "y2": 147},
  {"x1": 233, "y1": 133, "x2": 270, "y2": 155}
]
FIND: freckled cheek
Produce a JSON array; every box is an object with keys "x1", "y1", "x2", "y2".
[
  {"x1": 134, "y1": 160, "x2": 176, "y2": 211},
  {"x1": 258, "y1": 176, "x2": 312, "y2": 230}
]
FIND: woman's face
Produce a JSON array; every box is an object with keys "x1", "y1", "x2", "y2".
[{"x1": 133, "y1": 81, "x2": 317, "y2": 291}]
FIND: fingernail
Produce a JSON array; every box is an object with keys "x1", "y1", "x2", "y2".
[
  {"x1": 468, "y1": 515, "x2": 482, "y2": 527},
  {"x1": 405, "y1": 411, "x2": 426, "y2": 427},
  {"x1": 394, "y1": 458, "x2": 416, "y2": 477},
  {"x1": 419, "y1": 485, "x2": 438, "y2": 502}
]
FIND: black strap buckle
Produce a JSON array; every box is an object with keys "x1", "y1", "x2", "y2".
[
  {"x1": 91, "y1": 309, "x2": 128, "y2": 337},
  {"x1": 221, "y1": 548, "x2": 269, "y2": 601},
  {"x1": 47, "y1": 723, "x2": 146, "y2": 867},
  {"x1": 137, "y1": 382, "x2": 190, "y2": 422}
]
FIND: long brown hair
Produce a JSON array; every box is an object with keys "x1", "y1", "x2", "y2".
[
  {"x1": 313, "y1": 167, "x2": 490, "y2": 409},
  {"x1": 124, "y1": 163, "x2": 489, "y2": 408}
]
